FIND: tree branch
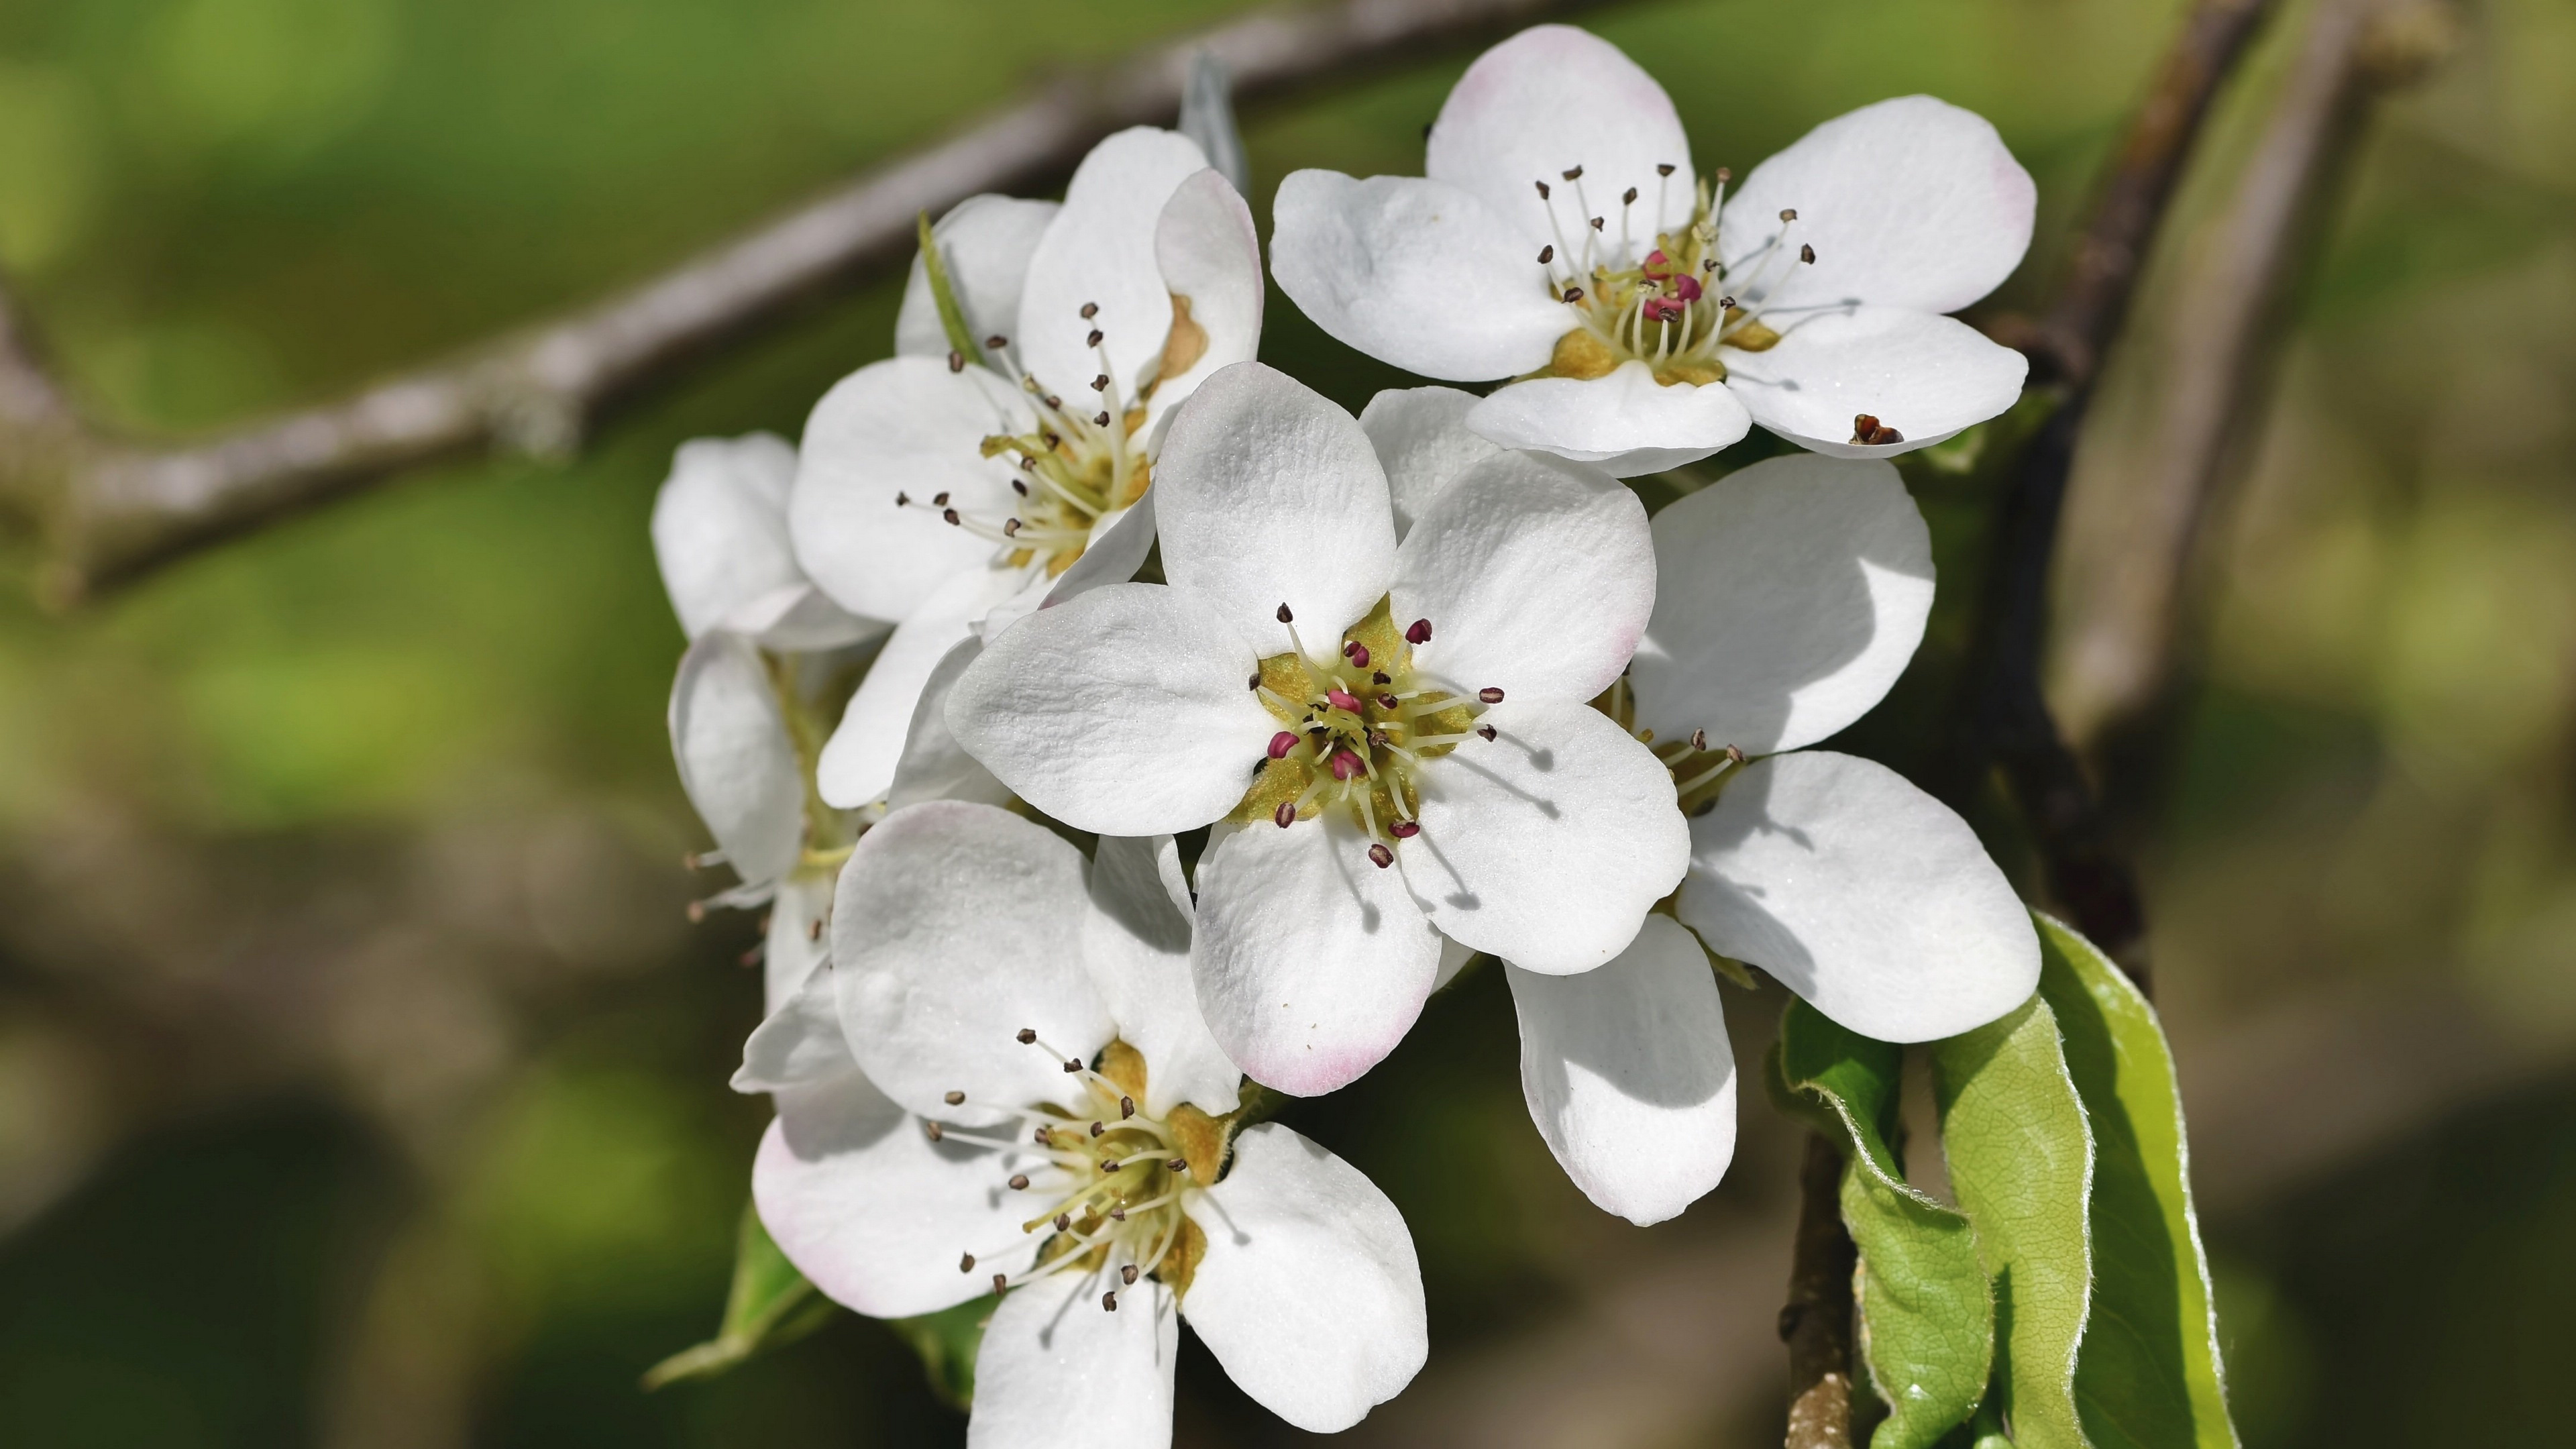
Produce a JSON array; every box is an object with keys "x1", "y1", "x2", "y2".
[
  {"x1": 1944, "y1": 0, "x2": 2286, "y2": 985},
  {"x1": 2047, "y1": 0, "x2": 2459, "y2": 765},
  {"x1": 0, "y1": 0, "x2": 1612, "y2": 605},
  {"x1": 1780, "y1": 1132, "x2": 1858, "y2": 1449}
]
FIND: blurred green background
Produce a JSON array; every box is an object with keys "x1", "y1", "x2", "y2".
[{"x1": 0, "y1": 0, "x2": 2571, "y2": 1444}]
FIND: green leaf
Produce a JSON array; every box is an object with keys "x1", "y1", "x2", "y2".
[
  {"x1": 1933, "y1": 995, "x2": 2095, "y2": 1448},
  {"x1": 2033, "y1": 913, "x2": 2239, "y2": 1449},
  {"x1": 890, "y1": 1293, "x2": 998, "y2": 1411},
  {"x1": 916, "y1": 210, "x2": 986, "y2": 369},
  {"x1": 1778, "y1": 1002, "x2": 1993, "y2": 1449},
  {"x1": 642, "y1": 1201, "x2": 841, "y2": 1389}
]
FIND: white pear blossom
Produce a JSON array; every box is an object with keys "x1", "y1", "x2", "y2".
[
  {"x1": 1495, "y1": 449, "x2": 2039, "y2": 1224},
  {"x1": 944, "y1": 361, "x2": 1688, "y2": 1097},
  {"x1": 739, "y1": 801, "x2": 1426, "y2": 1443},
  {"x1": 788, "y1": 127, "x2": 1265, "y2": 811},
  {"x1": 655, "y1": 433, "x2": 885, "y2": 1006},
  {"x1": 1271, "y1": 23, "x2": 2034, "y2": 476}
]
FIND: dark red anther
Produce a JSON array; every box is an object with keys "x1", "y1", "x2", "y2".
[
  {"x1": 1273, "y1": 800, "x2": 1297, "y2": 828},
  {"x1": 1080, "y1": 301, "x2": 1099, "y2": 319},
  {"x1": 1330, "y1": 750, "x2": 1365, "y2": 782},
  {"x1": 1562, "y1": 286, "x2": 1585, "y2": 303},
  {"x1": 1671, "y1": 274, "x2": 1703, "y2": 303},
  {"x1": 1644, "y1": 248, "x2": 1671, "y2": 276},
  {"x1": 1389, "y1": 820, "x2": 1420, "y2": 839},
  {"x1": 1086, "y1": 329, "x2": 1104, "y2": 348},
  {"x1": 1275, "y1": 602, "x2": 1294, "y2": 623},
  {"x1": 1476, "y1": 724, "x2": 1498, "y2": 741},
  {"x1": 941, "y1": 508, "x2": 961, "y2": 525},
  {"x1": 1377, "y1": 694, "x2": 1399, "y2": 710},
  {"x1": 1268, "y1": 731, "x2": 1298, "y2": 760},
  {"x1": 1327, "y1": 689, "x2": 1364, "y2": 713},
  {"x1": 1479, "y1": 687, "x2": 1505, "y2": 704},
  {"x1": 1644, "y1": 297, "x2": 1686, "y2": 323},
  {"x1": 1405, "y1": 619, "x2": 1433, "y2": 645},
  {"x1": 1344, "y1": 640, "x2": 1370, "y2": 668},
  {"x1": 1367, "y1": 843, "x2": 1395, "y2": 868}
]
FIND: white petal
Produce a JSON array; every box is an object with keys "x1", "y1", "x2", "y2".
[
  {"x1": 1269, "y1": 170, "x2": 1567, "y2": 382},
  {"x1": 1433, "y1": 934, "x2": 1479, "y2": 991},
  {"x1": 1676, "y1": 751, "x2": 2040, "y2": 1042},
  {"x1": 1084, "y1": 834, "x2": 1242, "y2": 1118},
  {"x1": 1424, "y1": 25, "x2": 1693, "y2": 247},
  {"x1": 668, "y1": 632, "x2": 803, "y2": 888},
  {"x1": 830, "y1": 802, "x2": 1114, "y2": 1120},
  {"x1": 763, "y1": 870, "x2": 837, "y2": 1012},
  {"x1": 1358, "y1": 386, "x2": 1501, "y2": 539},
  {"x1": 1403, "y1": 700, "x2": 1688, "y2": 975},
  {"x1": 652, "y1": 433, "x2": 806, "y2": 640},
  {"x1": 1183, "y1": 1122, "x2": 1426, "y2": 1432},
  {"x1": 887, "y1": 639, "x2": 1014, "y2": 810},
  {"x1": 970, "y1": 1269, "x2": 1176, "y2": 1449},
  {"x1": 1630, "y1": 453, "x2": 1933, "y2": 755},
  {"x1": 791, "y1": 356, "x2": 1034, "y2": 623},
  {"x1": 754, "y1": 1074, "x2": 1044, "y2": 1320},
  {"x1": 1721, "y1": 95, "x2": 2034, "y2": 317},
  {"x1": 896, "y1": 194, "x2": 1061, "y2": 360},
  {"x1": 1505, "y1": 916, "x2": 1735, "y2": 1225},
  {"x1": 735, "y1": 958, "x2": 857, "y2": 1093},
  {"x1": 1152, "y1": 361, "x2": 1398, "y2": 655},
  {"x1": 945, "y1": 583, "x2": 1276, "y2": 836},
  {"x1": 1192, "y1": 818, "x2": 1441, "y2": 1097},
  {"x1": 1391, "y1": 448, "x2": 1654, "y2": 705},
  {"x1": 1465, "y1": 362, "x2": 1751, "y2": 477},
  {"x1": 1038, "y1": 491, "x2": 1158, "y2": 619},
  {"x1": 1722, "y1": 307, "x2": 2028, "y2": 460},
  {"x1": 1144, "y1": 168, "x2": 1264, "y2": 433},
  {"x1": 1016, "y1": 127, "x2": 1209, "y2": 400},
  {"x1": 817, "y1": 565, "x2": 1029, "y2": 809},
  {"x1": 719, "y1": 581, "x2": 886, "y2": 653}
]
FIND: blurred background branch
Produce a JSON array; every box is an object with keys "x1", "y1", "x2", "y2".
[{"x1": 0, "y1": 0, "x2": 1605, "y2": 606}]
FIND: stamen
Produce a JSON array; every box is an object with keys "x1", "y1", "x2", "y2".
[
  {"x1": 1122, "y1": 1265, "x2": 1140, "y2": 1285},
  {"x1": 1010, "y1": 1174, "x2": 1032, "y2": 1189},
  {"x1": 924, "y1": 1121, "x2": 945, "y2": 1142},
  {"x1": 1120, "y1": 1097, "x2": 1135, "y2": 1119},
  {"x1": 1344, "y1": 639, "x2": 1371, "y2": 668},
  {"x1": 1273, "y1": 800, "x2": 1297, "y2": 828},
  {"x1": 1389, "y1": 820, "x2": 1420, "y2": 839},
  {"x1": 1269, "y1": 731, "x2": 1299, "y2": 760},
  {"x1": 961, "y1": 1252, "x2": 977, "y2": 1272},
  {"x1": 947, "y1": 350, "x2": 965, "y2": 373},
  {"x1": 1479, "y1": 687, "x2": 1505, "y2": 704},
  {"x1": 1016, "y1": 1028, "x2": 1037, "y2": 1043},
  {"x1": 1368, "y1": 843, "x2": 1395, "y2": 868},
  {"x1": 1477, "y1": 724, "x2": 1498, "y2": 741},
  {"x1": 1079, "y1": 301, "x2": 1099, "y2": 319},
  {"x1": 1407, "y1": 618, "x2": 1434, "y2": 645},
  {"x1": 1103, "y1": 1291, "x2": 1118, "y2": 1311}
]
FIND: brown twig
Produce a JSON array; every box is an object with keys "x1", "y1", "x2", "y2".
[
  {"x1": 2048, "y1": 0, "x2": 2459, "y2": 768},
  {"x1": 0, "y1": 0, "x2": 1610, "y2": 605},
  {"x1": 1781, "y1": 1133, "x2": 1858, "y2": 1449},
  {"x1": 1943, "y1": 0, "x2": 2286, "y2": 987}
]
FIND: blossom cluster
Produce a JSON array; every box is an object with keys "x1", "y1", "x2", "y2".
[{"x1": 653, "y1": 25, "x2": 2041, "y2": 1443}]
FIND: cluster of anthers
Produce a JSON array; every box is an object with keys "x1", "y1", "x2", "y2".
[
  {"x1": 893, "y1": 294, "x2": 1208, "y2": 577},
  {"x1": 935, "y1": 1032, "x2": 1205, "y2": 1313},
  {"x1": 1595, "y1": 673, "x2": 1749, "y2": 817},
  {"x1": 1233, "y1": 603, "x2": 1507, "y2": 867},
  {"x1": 1530, "y1": 164, "x2": 1851, "y2": 412}
]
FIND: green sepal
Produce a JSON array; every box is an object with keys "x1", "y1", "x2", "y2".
[
  {"x1": 642, "y1": 1200, "x2": 841, "y2": 1389},
  {"x1": 2033, "y1": 914, "x2": 2240, "y2": 1448},
  {"x1": 1933, "y1": 994, "x2": 2094, "y2": 1448},
  {"x1": 916, "y1": 209, "x2": 985, "y2": 368},
  {"x1": 890, "y1": 1293, "x2": 998, "y2": 1411},
  {"x1": 1777, "y1": 1002, "x2": 1994, "y2": 1449}
]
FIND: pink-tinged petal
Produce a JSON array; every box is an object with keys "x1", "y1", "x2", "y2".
[
  {"x1": 668, "y1": 631, "x2": 803, "y2": 888},
  {"x1": 1403, "y1": 700, "x2": 1688, "y2": 975},
  {"x1": 1271, "y1": 170, "x2": 1567, "y2": 382},
  {"x1": 1721, "y1": 95, "x2": 2034, "y2": 316},
  {"x1": 734, "y1": 958, "x2": 856, "y2": 1093},
  {"x1": 829, "y1": 802, "x2": 1114, "y2": 1122},
  {"x1": 1425, "y1": 25, "x2": 1693, "y2": 249},
  {"x1": 1506, "y1": 916, "x2": 1735, "y2": 1224},
  {"x1": 1723, "y1": 306, "x2": 2028, "y2": 460},
  {"x1": 1191, "y1": 818, "x2": 1442, "y2": 1097},
  {"x1": 1676, "y1": 751, "x2": 2039, "y2": 1042},
  {"x1": 1465, "y1": 361, "x2": 1751, "y2": 477},
  {"x1": 1631, "y1": 453, "x2": 1933, "y2": 755},
  {"x1": 1016, "y1": 127, "x2": 1210, "y2": 402},
  {"x1": 1145, "y1": 168, "x2": 1264, "y2": 433},
  {"x1": 791, "y1": 356, "x2": 1034, "y2": 623},
  {"x1": 1152, "y1": 362, "x2": 1397, "y2": 656},
  {"x1": 1182, "y1": 1123, "x2": 1426, "y2": 1431},
  {"x1": 653, "y1": 433, "x2": 870, "y2": 645},
  {"x1": 895, "y1": 194, "x2": 1060, "y2": 360},
  {"x1": 969, "y1": 1269, "x2": 1176, "y2": 1449},
  {"x1": 754, "y1": 1074, "x2": 1044, "y2": 1320},
  {"x1": 945, "y1": 582, "x2": 1277, "y2": 837},
  {"x1": 1391, "y1": 448, "x2": 1654, "y2": 706}
]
